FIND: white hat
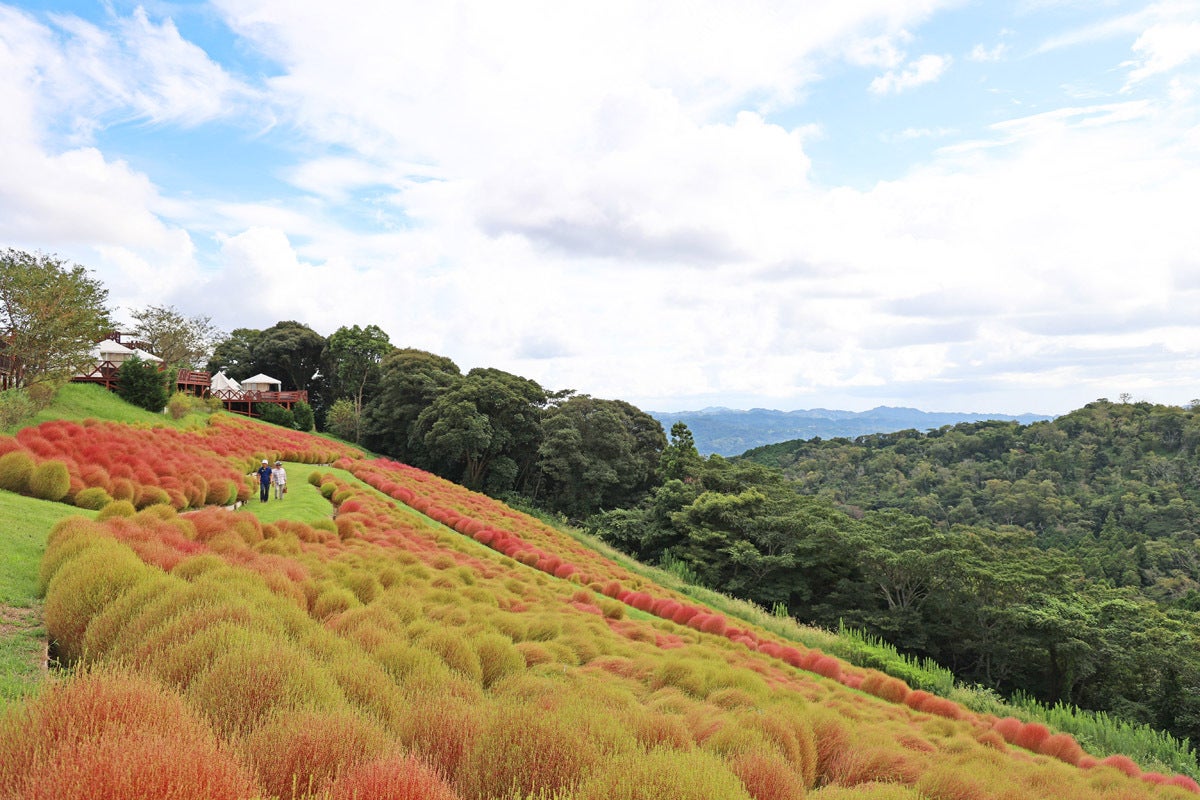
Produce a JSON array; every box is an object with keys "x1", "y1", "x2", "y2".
[{"x1": 262, "y1": 459, "x2": 268, "y2": 464}]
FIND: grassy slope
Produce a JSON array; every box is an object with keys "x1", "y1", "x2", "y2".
[
  {"x1": 1, "y1": 383, "x2": 1198, "y2": 795},
  {"x1": 0, "y1": 492, "x2": 96, "y2": 704}
]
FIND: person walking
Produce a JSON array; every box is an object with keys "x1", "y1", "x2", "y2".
[
  {"x1": 257, "y1": 459, "x2": 273, "y2": 503},
  {"x1": 272, "y1": 460, "x2": 287, "y2": 499}
]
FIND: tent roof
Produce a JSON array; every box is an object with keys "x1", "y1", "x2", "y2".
[
  {"x1": 96, "y1": 340, "x2": 136, "y2": 356},
  {"x1": 211, "y1": 370, "x2": 241, "y2": 391},
  {"x1": 131, "y1": 348, "x2": 162, "y2": 363},
  {"x1": 242, "y1": 373, "x2": 282, "y2": 386}
]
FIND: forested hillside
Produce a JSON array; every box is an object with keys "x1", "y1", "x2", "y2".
[
  {"x1": 742, "y1": 399, "x2": 1200, "y2": 600},
  {"x1": 587, "y1": 407, "x2": 1200, "y2": 749}
]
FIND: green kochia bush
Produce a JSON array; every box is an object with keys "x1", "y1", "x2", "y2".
[
  {"x1": 74, "y1": 486, "x2": 114, "y2": 510},
  {"x1": 0, "y1": 449, "x2": 34, "y2": 493},
  {"x1": 29, "y1": 460, "x2": 71, "y2": 502}
]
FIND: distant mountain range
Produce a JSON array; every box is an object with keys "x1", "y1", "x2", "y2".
[{"x1": 648, "y1": 406, "x2": 1055, "y2": 457}]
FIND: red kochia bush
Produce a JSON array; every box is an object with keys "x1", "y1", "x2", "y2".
[
  {"x1": 1011, "y1": 722, "x2": 1051, "y2": 753},
  {"x1": 1038, "y1": 732, "x2": 1085, "y2": 765},
  {"x1": 242, "y1": 710, "x2": 390, "y2": 800},
  {"x1": 809, "y1": 656, "x2": 843, "y2": 682},
  {"x1": 0, "y1": 668, "x2": 256, "y2": 800},
  {"x1": 325, "y1": 755, "x2": 462, "y2": 800},
  {"x1": 1098, "y1": 754, "x2": 1141, "y2": 777}
]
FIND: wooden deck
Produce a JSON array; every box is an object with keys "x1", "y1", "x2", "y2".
[
  {"x1": 212, "y1": 388, "x2": 308, "y2": 417},
  {"x1": 70, "y1": 365, "x2": 307, "y2": 416}
]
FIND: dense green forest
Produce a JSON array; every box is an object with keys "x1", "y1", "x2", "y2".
[{"x1": 742, "y1": 400, "x2": 1200, "y2": 602}]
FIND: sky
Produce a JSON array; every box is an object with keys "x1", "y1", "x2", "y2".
[{"x1": 2, "y1": 1, "x2": 1200, "y2": 416}]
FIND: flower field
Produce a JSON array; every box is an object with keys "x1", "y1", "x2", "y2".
[{"x1": 1, "y1": 409, "x2": 1198, "y2": 799}]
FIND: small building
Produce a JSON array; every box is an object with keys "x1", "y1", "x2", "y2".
[{"x1": 241, "y1": 373, "x2": 283, "y2": 393}]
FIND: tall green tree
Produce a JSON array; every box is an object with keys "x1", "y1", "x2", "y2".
[
  {"x1": 362, "y1": 349, "x2": 462, "y2": 463},
  {"x1": 322, "y1": 324, "x2": 393, "y2": 442},
  {"x1": 0, "y1": 248, "x2": 112, "y2": 388},
  {"x1": 129, "y1": 304, "x2": 223, "y2": 370},
  {"x1": 535, "y1": 395, "x2": 666, "y2": 517},
  {"x1": 207, "y1": 327, "x2": 261, "y2": 380},
  {"x1": 252, "y1": 320, "x2": 326, "y2": 391},
  {"x1": 414, "y1": 367, "x2": 547, "y2": 492}
]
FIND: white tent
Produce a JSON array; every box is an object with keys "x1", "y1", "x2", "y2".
[
  {"x1": 211, "y1": 371, "x2": 242, "y2": 393},
  {"x1": 241, "y1": 373, "x2": 282, "y2": 393},
  {"x1": 95, "y1": 339, "x2": 137, "y2": 364},
  {"x1": 130, "y1": 348, "x2": 163, "y2": 364}
]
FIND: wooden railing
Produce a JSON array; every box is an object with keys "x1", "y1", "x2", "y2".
[{"x1": 176, "y1": 369, "x2": 211, "y2": 387}]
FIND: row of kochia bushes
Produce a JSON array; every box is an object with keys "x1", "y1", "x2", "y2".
[
  {"x1": 346, "y1": 456, "x2": 1200, "y2": 786},
  {"x1": 8, "y1": 491, "x2": 1200, "y2": 800},
  {"x1": 2, "y1": 405, "x2": 1198, "y2": 799},
  {"x1": 4, "y1": 411, "x2": 1188, "y2": 776},
  {"x1": 0, "y1": 416, "x2": 362, "y2": 511}
]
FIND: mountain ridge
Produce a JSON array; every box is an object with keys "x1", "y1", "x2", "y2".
[{"x1": 649, "y1": 405, "x2": 1055, "y2": 456}]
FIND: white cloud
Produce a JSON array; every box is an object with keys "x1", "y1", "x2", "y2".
[
  {"x1": 1125, "y1": 21, "x2": 1200, "y2": 84},
  {"x1": 969, "y1": 42, "x2": 1008, "y2": 62},
  {"x1": 6, "y1": 1, "x2": 1200, "y2": 414},
  {"x1": 869, "y1": 54, "x2": 951, "y2": 94}
]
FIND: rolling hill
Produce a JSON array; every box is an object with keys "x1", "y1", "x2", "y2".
[{"x1": 0, "y1": 384, "x2": 1194, "y2": 799}]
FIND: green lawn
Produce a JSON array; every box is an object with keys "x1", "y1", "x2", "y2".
[
  {"x1": 0, "y1": 490, "x2": 97, "y2": 706},
  {"x1": 237, "y1": 462, "x2": 348, "y2": 525}
]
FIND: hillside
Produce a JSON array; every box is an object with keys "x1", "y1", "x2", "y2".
[
  {"x1": 650, "y1": 407, "x2": 1053, "y2": 457},
  {"x1": 0, "y1": 385, "x2": 1196, "y2": 799}
]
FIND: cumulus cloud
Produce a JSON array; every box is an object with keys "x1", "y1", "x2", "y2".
[{"x1": 870, "y1": 53, "x2": 951, "y2": 94}]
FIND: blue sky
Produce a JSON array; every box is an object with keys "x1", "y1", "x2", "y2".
[{"x1": 3, "y1": 1, "x2": 1200, "y2": 415}]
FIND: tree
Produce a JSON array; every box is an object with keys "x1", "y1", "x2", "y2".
[
  {"x1": 256, "y1": 402, "x2": 295, "y2": 429},
  {"x1": 115, "y1": 355, "x2": 169, "y2": 412},
  {"x1": 292, "y1": 400, "x2": 314, "y2": 432},
  {"x1": 322, "y1": 324, "x2": 392, "y2": 442},
  {"x1": 535, "y1": 395, "x2": 666, "y2": 517},
  {"x1": 0, "y1": 248, "x2": 113, "y2": 388},
  {"x1": 325, "y1": 398, "x2": 360, "y2": 441},
  {"x1": 207, "y1": 328, "x2": 261, "y2": 381},
  {"x1": 252, "y1": 321, "x2": 326, "y2": 391},
  {"x1": 362, "y1": 349, "x2": 462, "y2": 463},
  {"x1": 414, "y1": 367, "x2": 547, "y2": 492},
  {"x1": 661, "y1": 422, "x2": 703, "y2": 482},
  {"x1": 129, "y1": 304, "x2": 223, "y2": 370}
]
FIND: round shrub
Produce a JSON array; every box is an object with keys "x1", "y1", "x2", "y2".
[
  {"x1": 43, "y1": 538, "x2": 151, "y2": 663},
  {"x1": 0, "y1": 668, "x2": 256, "y2": 800},
  {"x1": 135, "y1": 485, "x2": 173, "y2": 509},
  {"x1": 98, "y1": 499, "x2": 138, "y2": 520},
  {"x1": 243, "y1": 709, "x2": 389, "y2": 800},
  {"x1": 74, "y1": 486, "x2": 114, "y2": 510},
  {"x1": 0, "y1": 450, "x2": 34, "y2": 493},
  {"x1": 325, "y1": 754, "x2": 460, "y2": 800},
  {"x1": 110, "y1": 477, "x2": 137, "y2": 502},
  {"x1": 573, "y1": 745, "x2": 752, "y2": 800},
  {"x1": 205, "y1": 478, "x2": 237, "y2": 506}
]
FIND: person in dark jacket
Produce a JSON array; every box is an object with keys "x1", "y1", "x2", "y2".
[{"x1": 257, "y1": 459, "x2": 273, "y2": 502}]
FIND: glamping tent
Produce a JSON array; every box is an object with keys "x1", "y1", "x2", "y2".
[
  {"x1": 210, "y1": 371, "x2": 242, "y2": 395},
  {"x1": 240, "y1": 373, "x2": 283, "y2": 393}
]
